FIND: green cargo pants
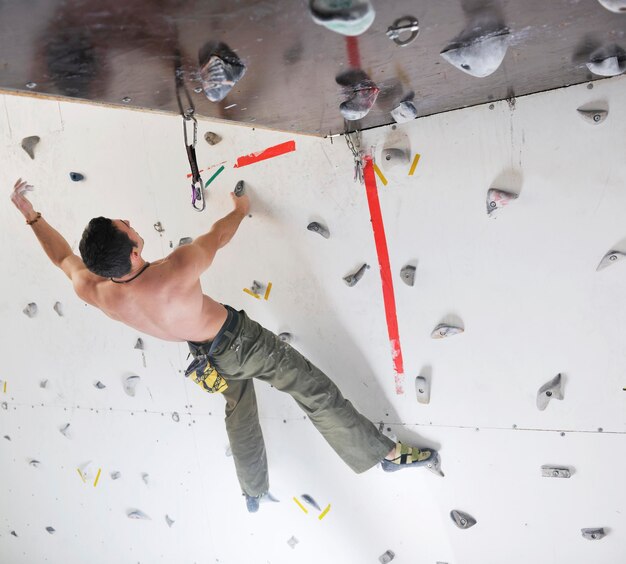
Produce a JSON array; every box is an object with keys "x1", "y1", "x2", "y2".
[{"x1": 187, "y1": 306, "x2": 395, "y2": 497}]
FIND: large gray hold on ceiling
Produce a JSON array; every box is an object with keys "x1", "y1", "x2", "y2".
[{"x1": 0, "y1": 0, "x2": 624, "y2": 136}]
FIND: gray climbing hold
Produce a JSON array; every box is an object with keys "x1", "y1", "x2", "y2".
[
  {"x1": 307, "y1": 221, "x2": 330, "y2": 239},
  {"x1": 10, "y1": 531, "x2": 17, "y2": 537},
  {"x1": 153, "y1": 221, "x2": 165, "y2": 233},
  {"x1": 586, "y1": 46, "x2": 626, "y2": 76},
  {"x1": 4, "y1": 435, "x2": 10, "y2": 441},
  {"x1": 178, "y1": 237, "x2": 193, "y2": 246},
  {"x1": 141, "y1": 473, "x2": 149, "y2": 485},
  {"x1": 127, "y1": 509, "x2": 151, "y2": 520},
  {"x1": 426, "y1": 451, "x2": 444, "y2": 477},
  {"x1": 134, "y1": 338, "x2": 144, "y2": 350},
  {"x1": 110, "y1": 471, "x2": 121, "y2": 480},
  {"x1": 204, "y1": 131, "x2": 222, "y2": 145},
  {"x1": 94, "y1": 381, "x2": 106, "y2": 389},
  {"x1": 337, "y1": 69, "x2": 379, "y2": 120},
  {"x1": 309, "y1": 0, "x2": 375, "y2": 36},
  {"x1": 596, "y1": 0, "x2": 626, "y2": 12},
  {"x1": 487, "y1": 188, "x2": 518, "y2": 216},
  {"x1": 1, "y1": 402, "x2": 8, "y2": 410},
  {"x1": 124, "y1": 375, "x2": 140, "y2": 397},
  {"x1": 165, "y1": 515, "x2": 175, "y2": 527},
  {"x1": 381, "y1": 147, "x2": 410, "y2": 166},
  {"x1": 386, "y1": 16, "x2": 420, "y2": 47},
  {"x1": 40, "y1": 380, "x2": 48, "y2": 389},
  {"x1": 596, "y1": 249, "x2": 626, "y2": 271},
  {"x1": 171, "y1": 412, "x2": 180, "y2": 423},
  {"x1": 198, "y1": 41, "x2": 247, "y2": 102},
  {"x1": 60, "y1": 423, "x2": 71, "y2": 438},
  {"x1": 344, "y1": 263, "x2": 370, "y2": 287},
  {"x1": 53, "y1": 302, "x2": 64, "y2": 316},
  {"x1": 379, "y1": 550, "x2": 395, "y2": 563},
  {"x1": 415, "y1": 376, "x2": 430, "y2": 404},
  {"x1": 450, "y1": 509, "x2": 477, "y2": 529},
  {"x1": 278, "y1": 332, "x2": 292, "y2": 344},
  {"x1": 69, "y1": 172, "x2": 85, "y2": 182},
  {"x1": 440, "y1": 30, "x2": 509, "y2": 78},
  {"x1": 46, "y1": 526, "x2": 55, "y2": 534},
  {"x1": 400, "y1": 264, "x2": 416, "y2": 286},
  {"x1": 287, "y1": 536, "x2": 299, "y2": 549},
  {"x1": 29, "y1": 459, "x2": 41, "y2": 468},
  {"x1": 251, "y1": 280, "x2": 264, "y2": 294},
  {"x1": 581, "y1": 527, "x2": 606, "y2": 540},
  {"x1": 537, "y1": 373, "x2": 564, "y2": 411},
  {"x1": 391, "y1": 101, "x2": 418, "y2": 123},
  {"x1": 577, "y1": 108, "x2": 608, "y2": 125},
  {"x1": 234, "y1": 180, "x2": 245, "y2": 197},
  {"x1": 23, "y1": 303, "x2": 38, "y2": 318},
  {"x1": 541, "y1": 466, "x2": 572, "y2": 478},
  {"x1": 21, "y1": 136, "x2": 40, "y2": 160},
  {"x1": 431, "y1": 323, "x2": 464, "y2": 339},
  {"x1": 301, "y1": 494, "x2": 321, "y2": 511}
]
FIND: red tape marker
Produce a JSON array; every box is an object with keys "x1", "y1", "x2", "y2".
[
  {"x1": 363, "y1": 156, "x2": 404, "y2": 394},
  {"x1": 234, "y1": 140, "x2": 296, "y2": 168},
  {"x1": 345, "y1": 36, "x2": 361, "y2": 69}
]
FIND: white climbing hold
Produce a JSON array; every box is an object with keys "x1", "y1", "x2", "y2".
[
  {"x1": 53, "y1": 301, "x2": 64, "y2": 316},
  {"x1": 127, "y1": 509, "x2": 151, "y2": 520},
  {"x1": 596, "y1": 0, "x2": 626, "y2": 12},
  {"x1": 440, "y1": 31, "x2": 509, "y2": 78},
  {"x1": 287, "y1": 536, "x2": 299, "y2": 549},
  {"x1": 198, "y1": 42, "x2": 247, "y2": 102},
  {"x1": 225, "y1": 445, "x2": 232, "y2": 457},
  {"x1": 1, "y1": 402, "x2": 8, "y2": 410},
  {"x1": 110, "y1": 471, "x2": 121, "y2": 480},
  {"x1": 307, "y1": 221, "x2": 330, "y2": 239},
  {"x1": 22, "y1": 303, "x2": 38, "y2": 318},
  {"x1": 431, "y1": 323, "x2": 464, "y2": 339},
  {"x1": 60, "y1": 423, "x2": 71, "y2": 438},
  {"x1": 450, "y1": 509, "x2": 477, "y2": 529},
  {"x1": 29, "y1": 459, "x2": 41, "y2": 468},
  {"x1": 415, "y1": 376, "x2": 430, "y2": 404},
  {"x1": 586, "y1": 46, "x2": 626, "y2": 76},
  {"x1": 171, "y1": 412, "x2": 180, "y2": 423},
  {"x1": 379, "y1": 550, "x2": 395, "y2": 563},
  {"x1": 141, "y1": 473, "x2": 149, "y2": 485},
  {"x1": 577, "y1": 108, "x2": 608, "y2": 125},
  {"x1": 165, "y1": 515, "x2": 175, "y2": 527},
  {"x1": 94, "y1": 381, "x2": 106, "y2": 389},
  {"x1": 204, "y1": 132, "x2": 222, "y2": 145},
  {"x1": 123, "y1": 375, "x2": 140, "y2": 397},
  {"x1": 309, "y1": 0, "x2": 375, "y2": 36},
  {"x1": 541, "y1": 466, "x2": 572, "y2": 478},
  {"x1": 21, "y1": 136, "x2": 40, "y2": 160},
  {"x1": 596, "y1": 249, "x2": 626, "y2": 271},
  {"x1": 487, "y1": 188, "x2": 518, "y2": 216},
  {"x1": 536, "y1": 373, "x2": 564, "y2": 411},
  {"x1": 278, "y1": 332, "x2": 292, "y2": 344},
  {"x1": 40, "y1": 380, "x2": 48, "y2": 389},
  {"x1": 581, "y1": 527, "x2": 606, "y2": 540},
  {"x1": 400, "y1": 264, "x2": 416, "y2": 286},
  {"x1": 391, "y1": 101, "x2": 417, "y2": 123}
]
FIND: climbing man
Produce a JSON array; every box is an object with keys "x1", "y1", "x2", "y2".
[{"x1": 11, "y1": 177, "x2": 442, "y2": 512}]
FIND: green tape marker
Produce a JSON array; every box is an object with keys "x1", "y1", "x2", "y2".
[{"x1": 204, "y1": 165, "x2": 225, "y2": 188}]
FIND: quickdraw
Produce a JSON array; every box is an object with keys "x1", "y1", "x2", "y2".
[{"x1": 175, "y1": 55, "x2": 206, "y2": 212}]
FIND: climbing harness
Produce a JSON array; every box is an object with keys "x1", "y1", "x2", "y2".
[{"x1": 175, "y1": 55, "x2": 206, "y2": 212}]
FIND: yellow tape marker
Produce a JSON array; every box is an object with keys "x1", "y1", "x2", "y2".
[
  {"x1": 93, "y1": 468, "x2": 102, "y2": 488},
  {"x1": 77, "y1": 469, "x2": 86, "y2": 483},
  {"x1": 408, "y1": 153, "x2": 421, "y2": 176},
  {"x1": 373, "y1": 163, "x2": 388, "y2": 186},
  {"x1": 318, "y1": 504, "x2": 331, "y2": 520},
  {"x1": 243, "y1": 288, "x2": 261, "y2": 299},
  {"x1": 264, "y1": 282, "x2": 273, "y2": 301},
  {"x1": 293, "y1": 497, "x2": 308, "y2": 514},
  {"x1": 3, "y1": 381, "x2": 6, "y2": 393}
]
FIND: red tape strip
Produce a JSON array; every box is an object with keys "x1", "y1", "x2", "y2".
[
  {"x1": 363, "y1": 156, "x2": 404, "y2": 393},
  {"x1": 234, "y1": 140, "x2": 296, "y2": 168}
]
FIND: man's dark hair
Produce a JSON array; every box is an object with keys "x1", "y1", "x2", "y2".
[{"x1": 79, "y1": 217, "x2": 136, "y2": 278}]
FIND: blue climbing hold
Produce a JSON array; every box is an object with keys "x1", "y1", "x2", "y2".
[{"x1": 69, "y1": 172, "x2": 84, "y2": 182}]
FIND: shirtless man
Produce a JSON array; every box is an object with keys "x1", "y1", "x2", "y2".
[{"x1": 11, "y1": 178, "x2": 442, "y2": 512}]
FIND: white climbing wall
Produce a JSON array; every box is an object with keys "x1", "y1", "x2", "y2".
[{"x1": 1, "y1": 75, "x2": 626, "y2": 564}]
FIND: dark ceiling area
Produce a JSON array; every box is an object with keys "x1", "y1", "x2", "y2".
[{"x1": 0, "y1": 0, "x2": 624, "y2": 136}]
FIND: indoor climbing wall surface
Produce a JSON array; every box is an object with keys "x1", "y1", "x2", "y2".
[{"x1": 1, "y1": 76, "x2": 626, "y2": 564}]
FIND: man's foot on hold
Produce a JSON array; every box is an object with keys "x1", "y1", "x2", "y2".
[{"x1": 381, "y1": 442, "x2": 444, "y2": 476}]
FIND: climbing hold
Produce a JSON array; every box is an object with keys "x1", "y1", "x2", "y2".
[
  {"x1": 110, "y1": 471, "x2": 121, "y2": 480},
  {"x1": 10, "y1": 531, "x2": 17, "y2": 537},
  {"x1": 391, "y1": 101, "x2": 418, "y2": 123},
  {"x1": 426, "y1": 452, "x2": 444, "y2": 477},
  {"x1": 301, "y1": 494, "x2": 321, "y2": 511},
  {"x1": 450, "y1": 509, "x2": 477, "y2": 529},
  {"x1": 141, "y1": 473, "x2": 149, "y2": 485},
  {"x1": 153, "y1": 221, "x2": 165, "y2": 233},
  {"x1": 127, "y1": 509, "x2": 151, "y2": 520},
  {"x1": 596, "y1": 249, "x2": 626, "y2": 271},
  {"x1": 307, "y1": 221, "x2": 330, "y2": 239},
  {"x1": 536, "y1": 373, "x2": 564, "y2": 411},
  {"x1": 40, "y1": 380, "x2": 48, "y2": 389},
  {"x1": 336, "y1": 69, "x2": 379, "y2": 121},
  {"x1": 22, "y1": 303, "x2": 38, "y2": 318},
  {"x1": 178, "y1": 237, "x2": 193, "y2": 246},
  {"x1": 415, "y1": 376, "x2": 430, "y2": 405},
  {"x1": 431, "y1": 323, "x2": 464, "y2": 339},
  {"x1": 400, "y1": 264, "x2": 416, "y2": 286},
  {"x1": 225, "y1": 445, "x2": 232, "y2": 457},
  {"x1": 21, "y1": 136, "x2": 40, "y2": 160},
  {"x1": 309, "y1": 0, "x2": 375, "y2": 36},
  {"x1": 596, "y1": 0, "x2": 626, "y2": 12},
  {"x1": 69, "y1": 172, "x2": 84, "y2": 182},
  {"x1": 1, "y1": 402, "x2": 7, "y2": 410},
  {"x1": 123, "y1": 375, "x2": 140, "y2": 397},
  {"x1": 344, "y1": 263, "x2": 370, "y2": 287},
  {"x1": 4, "y1": 435, "x2": 10, "y2": 441},
  {"x1": 134, "y1": 338, "x2": 144, "y2": 350},
  {"x1": 487, "y1": 188, "x2": 518, "y2": 216},
  {"x1": 198, "y1": 41, "x2": 247, "y2": 102},
  {"x1": 586, "y1": 45, "x2": 626, "y2": 76},
  {"x1": 278, "y1": 333, "x2": 292, "y2": 344},
  {"x1": 46, "y1": 526, "x2": 56, "y2": 534},
  {"x1": 251, "y1": 280, "x2": 264, "y2": 295},
  {"x1": 53, "y1": 302, "x2": 64, "y2": 316},
  {"x1": 381, "y1": 147, "x2": 410, "y2": 167},
  {"x1": 581, "y1": 528, "x2": 606, "y2": 540},
  {"x1": 59, "y1": 423, "x2": 71, "y2": 438},
  {"x1": 541, "y1": 466, "x2": 572, "y2": 478},
  {"x1": 379, "y1": 550, "x2": 395, "y2": 563},
  {"x1": 204, "y1": 131, "x2": 222, "y2": 145},
  {"x1": 386, "y1": 16, "x2": 419, "y2": 47},
  {"x1": 165, "y1": 515, "x2": 175, "y2": 527},
  {"x1": 440, "y1": 30, "x2": 509, "y2": 77},
  {"x1": 287, "y1": 536, "x2": 299, "y2": 549},
  {"x1": 29, "y1": 459, "x2": 41, "y2": 468},
  {"x1": 171, "y1": 412, "x2": 180, "y2": 423},
  {"x1": 94, "y1": 381, "x2": 106, "y2": 389},
  {"x1": 234, "y1": 180, "x2": 245, "y2": 197},
  {"x1": 577, "y1": 108, "x2": 608, "y2": 125}
]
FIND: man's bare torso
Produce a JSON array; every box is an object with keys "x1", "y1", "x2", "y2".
[{"x1": 77, "y1": 257, "x2": 228, "y2": 343}]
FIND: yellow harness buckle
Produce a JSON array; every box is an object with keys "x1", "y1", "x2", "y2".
[{"x1": 185, "y1": 356, "x2": 228, "y2": 394}]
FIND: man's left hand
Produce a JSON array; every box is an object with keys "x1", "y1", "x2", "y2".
[{"x1": 11, "y1": 178, "x2": 37, "y2": 221}]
